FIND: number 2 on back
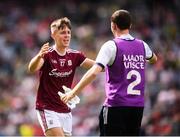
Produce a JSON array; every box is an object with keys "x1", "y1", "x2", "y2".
[{"x1": 127, "y1": 70, "x2": 141, "y2": 95}]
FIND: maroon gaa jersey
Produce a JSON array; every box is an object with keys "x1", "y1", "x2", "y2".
[{"x1": 36, "y1": 46, "x2": 86, "y2": 113}]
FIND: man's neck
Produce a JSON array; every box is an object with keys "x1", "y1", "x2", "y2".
[
  {"x1": 115, "y1": 29, "x2": 129, "y2": 37},
  {"x1": 55, "y1": 45, "x2": 67, "y2": 56}
]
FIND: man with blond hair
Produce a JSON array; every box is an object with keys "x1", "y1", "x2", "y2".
[{"x1": 28, "y1": 17, "x2": 94, "y2": 136}]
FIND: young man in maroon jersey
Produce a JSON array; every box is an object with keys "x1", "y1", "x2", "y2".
[{"x1": 28, "y1": 17, "x2": 94, "y2": 136}]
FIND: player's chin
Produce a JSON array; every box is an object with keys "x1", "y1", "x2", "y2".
[{"x1": 63, "y1": 42, "x2": 69, "y2": 46}]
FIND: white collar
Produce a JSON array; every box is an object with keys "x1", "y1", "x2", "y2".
[
  {"x1": 117, "y1": 34, "x2": 134, "y2": 40},
  {"x1": 53, "y1": 45, "x2": 66, "y2": 56}
]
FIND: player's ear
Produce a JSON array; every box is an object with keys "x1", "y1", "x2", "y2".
[
  {"x1": 51, "y1": 33, "x2": 54, "y2": 39},
  {"x1": 113, "y1": 23, "x2": 119, "y2": 31},
  {"x1": 111, "y1": 22, "x2": 115, "y2": 29},
  {"x1": 111, "y1": 22, "x2": 116, "y2": 32},
  {"x1": 50, "y1": 26, "x2": 57, "y2": 39},
  {"x1": 51, "y1": 32, "x2": 56, "y2": 39}
]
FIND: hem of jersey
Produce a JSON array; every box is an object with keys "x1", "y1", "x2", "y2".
[{"x1": 36, "y1": 107, "x2": 71, "y2": 113}]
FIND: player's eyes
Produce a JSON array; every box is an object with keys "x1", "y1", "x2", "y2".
[{"x1": 60, "y1": 31, "x2": 71, "y2": 35}]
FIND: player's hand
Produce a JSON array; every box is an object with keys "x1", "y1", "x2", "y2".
[
  {"x1": 59, "y1": 86, "x2": 78, "y2": 103},
  {"x1": 38, "y1": 42, "x2": 50, "y2": 58},
  {"x1": 59, "y1": 91, "x2": 74, "y2": 104},
  {"x1": 58, "y1": 86, "x2": 80, "y2": 108}
]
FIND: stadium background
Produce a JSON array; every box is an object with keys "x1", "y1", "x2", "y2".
[{"x1": 0, "y1": 0, "x2": 179, "y2": 136}]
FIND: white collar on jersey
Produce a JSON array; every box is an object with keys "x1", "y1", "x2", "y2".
[
  {"x1": 117, "y1": 34, "x2": 135, "y2": 40},
  {"x1": 53, "y1": 45, "x2": 67, "y2": 56}
]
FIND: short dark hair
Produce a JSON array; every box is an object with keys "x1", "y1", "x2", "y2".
[{"x1": 111, "y1": 10, "x2": 132, "y2": 30}]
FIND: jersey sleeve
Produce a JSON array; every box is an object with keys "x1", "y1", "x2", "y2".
[
  {"x1": 96, "y1": 40, "x2": 116, "y2": 68},
  {"x1": 76, "y1": 51, "x2": 86, "y2": 66},
  {"x1": 43, "y1": 53, "x2": 48, "y2": 61},
  {"x1": 143, "y1": 41, "x2": 153, "y2": 59}
]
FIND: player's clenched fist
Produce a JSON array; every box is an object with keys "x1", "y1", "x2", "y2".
[{"x1": 38, "y1": 42, "x2": 50, "y2": 58}]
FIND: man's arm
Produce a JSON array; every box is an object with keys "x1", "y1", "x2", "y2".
[
  {"x1": 80, "y1": 58, "x2": 95, "y2": 69},
  {"x1": 147, "y1": 53, "x2": 157, "y2": 64},
  {"x1": 28, "y1": 43, "x2": 49, "y2": 73},
  {"x1": 28, "y1": 55, "x2": 44, "y2": 73},
  {"x1": 143, "y1": 41, "x2": 157, "y2": 64},
  {"x1": 61, "y1": 64, "x2": 103, "y2": 103}
]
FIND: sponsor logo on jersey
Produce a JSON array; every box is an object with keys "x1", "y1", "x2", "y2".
[
  {"x1": 51, "y1": 59, "x2": 57, "y2": 64},
  {"x1": 49, "y1": 69, "x2": 72, "y2": 77}
]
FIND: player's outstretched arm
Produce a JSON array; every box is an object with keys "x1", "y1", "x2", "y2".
[
  {"x1": 61, "y1": 64, "x2": 103, "y2": 103},
  {"x1": 80, "y1": 58, "x2": 95, "y2": 69}
]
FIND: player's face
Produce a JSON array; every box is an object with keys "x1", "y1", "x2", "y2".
[{"x1": 54, "y1": 26, "x2": 71, "y2": 48}]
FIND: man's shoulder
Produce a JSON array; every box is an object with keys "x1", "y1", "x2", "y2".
[{"x1": 102, "y1": 40, "x2": 115, "y2": 48}]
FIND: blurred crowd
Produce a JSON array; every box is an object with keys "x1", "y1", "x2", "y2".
[{"x1": 0, "y1": 0, "x2": 179, "y2": 136}]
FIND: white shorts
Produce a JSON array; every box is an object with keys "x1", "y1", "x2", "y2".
[{"x1": 36, "y1": 109, "x2": 72, "y2": 136}]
